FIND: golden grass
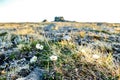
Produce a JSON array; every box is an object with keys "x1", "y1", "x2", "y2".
[
  {"x1": 114, "y1": 27, "x2": 120, "y2": 32},
  {"x1": 0, "y1": 22, "x2": 120, "y2": 31},
  {"x1": 55, "y1": 44, "x2": 120, "y2": 79},
  {"x1": 0, "y1": 23, "x2": 40, "y2": 29},
  {"x1": 13, "y1": 27, "x2": 34, "y2": 35},
  {"x1": 79, "y1": 31, "x2": 86, "y2": 38}
]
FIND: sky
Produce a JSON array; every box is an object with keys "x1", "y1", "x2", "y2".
[{"x1": 0, "y1": 0, "x2": 120, "y2": 22}]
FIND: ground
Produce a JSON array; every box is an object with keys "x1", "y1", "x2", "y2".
[{"x1": 0, "y1": 22, "x2": 120, "y2": 80}]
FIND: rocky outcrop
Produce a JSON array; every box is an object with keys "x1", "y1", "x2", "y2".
[
  {"x1": 54, "y1": 16, "x2": 65, "y2": 22},
  {"x1": 54, "y1": 16, "x2": 76, "y2": 22}
]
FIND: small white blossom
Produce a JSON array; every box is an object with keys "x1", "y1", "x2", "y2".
[
  {"x1": 36, "y1": 44, "x2": 40, "y2": 49},
  {"x1": 30, "y1": 56, "x2": 37, "y2": 63},
  {"x1": 39, "y1": 45, "x2": 44, "y2": 50},
  {"x1": 75, "y1": 68, "x2": 78, "y2": 72},
  {"x1": 81, "y1": 49, "x2": 86, "y2": 53},
  {"x1": 92, "y1": 54, "x2": 100, "y2": 59},
  {"x1": 36, "y1": 44, "x2": 44, "y2": 50},
  {"x1": 50, "y1": 55, "x2": 58, "y2": 61}
]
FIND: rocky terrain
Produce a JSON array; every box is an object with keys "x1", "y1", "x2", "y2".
[{"x1": 0, "y1": 22, "x2": 120, "y2": 80}]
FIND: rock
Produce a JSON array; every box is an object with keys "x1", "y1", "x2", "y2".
[
  {"x1": 42, "y1": 19, "x2": 48, "y2": 22},
  {"x1": 117, "y1": 36, "x2": 120, "y2": 42},
  {"x1": 16, "y1": 67, "x2": 44, "y2": 80},
  {"x1": 117, "y1": 35, "x2": 120, "y2": 39},
  {"x1": 108, "y1": 35, "x2": 118, "y2": 42},
  {"x1": 17, "y1": 58, "x2": 27, "y2": 65},
  {"x1": 97, "y1": 23, "x2": 103, "y2": 26},
  {"x1": 0, "y1": 52, "x2": 5, "y2": 65},
  {"x1": 112, "y1": 43, "x2": 120, "y2": 53},
  {"x1": 18, "y1": 68, "x2": 30, "y2": 77},
  {"x1": 44, "y1": 24, "x2": 56, "y2": 31},
  {"x1": 25, "y1": 67, "x2": 44, "y2": 80},
  {"x1": 54, "y1": 16, "x2": 75, "y2": 22},
  {"x1": 113, "y1": 53, "x2": 120, "y2": 61},
  {"x1": 54, "y1": 16, "x2": 65, "y2": 22},
  {"x1": 75, "y1": 36, "x2": 81, "y2": 45},
  {"x1": 0, "y1": 62, "x2": 8, "y2": 70},
  {"x1": 62, "y1": 35, "x2": 72, "y2": 41}
]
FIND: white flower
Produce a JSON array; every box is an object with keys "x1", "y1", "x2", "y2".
[
  {"x1": 50, "y1": 55, "x2": 58, "y2": 61},
  {"x1": 75, "y1": 68, "x2": 78, "y2": 72},
  {"x1": 36, "y1": 44, "x2": 40, "y2": 49},
  {"x1": 39, "y1": 45, "x2": 44, "y2": 50},
  {"x1": 92, "y1": 54, "x2": 100, "y2": 59},
  {"x1": 36, "y1": 44, "x2": 44, "y2": 50},
  {"x1": 30, "y1": 56, "x2": 37, "y2": 63},
  {"x1": 81, "y1": 49, "x2": 86, "y2": 53}
]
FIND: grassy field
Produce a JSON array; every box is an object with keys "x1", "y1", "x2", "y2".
[{"x1": 0, "y1": 22, "x2": 120, "y2": 80}]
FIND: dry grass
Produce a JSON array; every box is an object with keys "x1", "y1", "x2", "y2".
[
  {"x1": 13, "y1": 27, "x2": 34, "y2": 35},
  {"x1": 0, "y1": 22, "x2": 120, "y2": 31},
  {"x1": 0, "y1": 23, "x2": 40, "y2": 29},
  {"x1": 114, "y1": 27, "x2": 120, "y2": 33},
  {"x1": 52, "y1": 42, "x2": 120, "y2": 79},
  {"x1": 79, "y1": 31, "x2": 86, "y2": 38}
]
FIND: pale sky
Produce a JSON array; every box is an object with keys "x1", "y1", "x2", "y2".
[{"x1": 0, "y1": 0, "x2": 120, "y2": 22}]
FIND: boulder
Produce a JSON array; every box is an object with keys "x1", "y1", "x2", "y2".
[
  {"x1": 42, "y1": 19, "x2": 48, "y2": 22},
  {"x1": 16, "y1": 67, "x2": 44, "y2": 80},
  {"x1": 54, "y1": 16, "x2": 65, "y2": 22},
  {"x1": 18, "y1": 68, "x2": 30, "y2": 77}
]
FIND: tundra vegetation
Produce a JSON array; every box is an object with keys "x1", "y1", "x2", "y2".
[{"x1": 0, "y1": 22, "x2": 120, "y2": 80}]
